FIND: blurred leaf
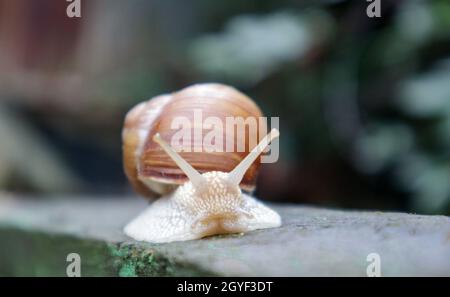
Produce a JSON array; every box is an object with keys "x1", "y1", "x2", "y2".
[
  {"x1": 394, "y1": 152, "x2": 449, "y2": 213},
  {"x1": 430, "y1": 0, "x2": 450, "y2": 38},
  {"x1": 412, "y1": 164, "x2": 450, "y2": 213},
  {"x1": 395, "y1": 1, "x2": 434, "y2": 45},
  {"x1": 189, "y1": 10, "x2": 331, "y2": 85},
  {"x1": 397, "y1": 60, "x2": 450, "y2": 117},
  {"x1": 353, "y1": 123, "x2": 414, "y2": 174}
]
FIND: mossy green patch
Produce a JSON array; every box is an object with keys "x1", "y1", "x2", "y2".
[{"x1": 0, "y1": 227, "x2": 213, "y2": 276}]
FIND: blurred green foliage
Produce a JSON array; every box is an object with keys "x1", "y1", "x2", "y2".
[
  {"x1": 0, "y1": 0, "x2": 449, "y2": 214},
  {"x1": 189, "y1": 10, "x2": 332, "y2": 85}
]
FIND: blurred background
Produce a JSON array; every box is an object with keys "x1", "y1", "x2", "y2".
[{"x1": 0, "y1": 0, "x2": 449, "y2": 215}]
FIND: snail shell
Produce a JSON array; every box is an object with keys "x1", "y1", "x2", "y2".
[{"x1": 122, "y1": 83, "x2": 266, "y2": 199}]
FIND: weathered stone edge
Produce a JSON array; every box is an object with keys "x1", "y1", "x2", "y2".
[{"x1": 0, "y1": 226, "x2": 216, "y2": 277}]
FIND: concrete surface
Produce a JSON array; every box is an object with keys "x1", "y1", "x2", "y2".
[{"x1": 0, "y1": 196, "x2": 449, "y2": 276}]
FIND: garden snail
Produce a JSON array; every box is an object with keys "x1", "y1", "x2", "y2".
[{"x1": 122, "y1": 83, "x2": 281, "y2": 243}]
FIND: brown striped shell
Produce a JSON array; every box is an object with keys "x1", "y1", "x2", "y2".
[{"x1": 122, "y1": 83, "x2": 265, "y2": 199}]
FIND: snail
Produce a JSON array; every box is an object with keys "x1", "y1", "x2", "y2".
[{"x1": 122, "y1": 83, "x2": 281, "y2": 243}]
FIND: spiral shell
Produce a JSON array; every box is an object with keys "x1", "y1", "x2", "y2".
[{"x1": 122, "y1": 83, "x2": 265, "y2": 199}]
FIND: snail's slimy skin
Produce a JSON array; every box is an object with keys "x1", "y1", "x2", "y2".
[
  {"x1": 124, "y1": 171, "x2": 281, "y2": 243},
  {"x1": 125, "y1": 129, "x2": 281, "y2": 243}
]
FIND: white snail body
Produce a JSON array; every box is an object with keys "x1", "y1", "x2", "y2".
[{"x1": 122, "y1": 83, "x2": 281, "y2": 243}]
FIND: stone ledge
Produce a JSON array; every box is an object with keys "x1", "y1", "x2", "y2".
[{"x1": 0, "y1": 196, "x2": 449, "y2": 276}]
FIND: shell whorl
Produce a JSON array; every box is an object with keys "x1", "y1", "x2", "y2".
[{"x1": 122, "y1": 94, "x2": 173, "y2": 198}]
